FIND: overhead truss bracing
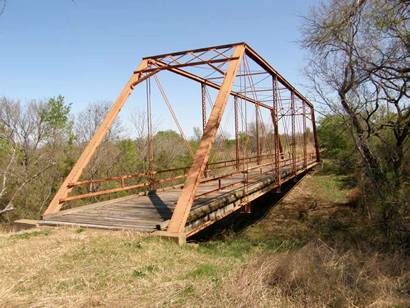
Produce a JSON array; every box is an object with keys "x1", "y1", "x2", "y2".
[{"x1": 43, "y1": 42, "x2": 320, "y2": 237}]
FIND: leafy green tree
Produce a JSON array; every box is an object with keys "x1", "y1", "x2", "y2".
[
  {"x1": 317, "y1": 114, "x2": 358, "y2": 173},
  {"x1": 153, "y1": 130, "x2": 190, "y2": 169},
  {"x1": 41, "y1": 95, "x2": 71, "y2": 130}
]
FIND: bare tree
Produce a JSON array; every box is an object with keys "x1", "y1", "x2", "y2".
[
  {"x1": 74, "y1": 101, "x2": 122, "y2": 186},
  {"x1": 0, "y1": 97, "x2": 70, "y2": 218},
  {"x1": 302, "y1": 0, "x2": 409, "y2": 190},
  {"x1": 75, "y1": 101, "x2": 121, "y2": 144}
]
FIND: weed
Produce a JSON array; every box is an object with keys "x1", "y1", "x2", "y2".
[
  {"x1": 132, "y1": 269, "x2": 146, "y2": 278},
  {"x1": 198, "y1": 239, "x2": 254, "y2": 259},
  {"x1": 186, "y1": 264, "x2": 218, "y2": 279},
  {"x1": 9, "y1": 229, "x2": 51, "y2": 240},
  {"x1": 122, "y1": 240, "x2": 142, "y2": 250},
  {"x1": 145, "y1": 265, "x2": 158, "y2": 273},
  {"x1": 183, "y1": 284, "x2": 195, "y2": 296},
  {"x1": 132, "y1": 265, "x2": 158, "y2": 279}
]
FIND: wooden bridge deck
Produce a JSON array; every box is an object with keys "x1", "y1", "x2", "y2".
[{"x1": 41, "y1": 160, "x2": 318, "y2": 236}]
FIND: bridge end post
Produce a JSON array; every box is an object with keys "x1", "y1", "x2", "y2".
[
  {"x1": 166, "y1": 44, "x2": 246, "y2": 235},
  {"x1": 43, "y1": 59, "x2": 149, "y2": 217}
]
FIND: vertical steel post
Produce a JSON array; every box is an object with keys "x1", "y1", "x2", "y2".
[
  {"x1": 234, "y1": 96, "x2": 240, "y2": 170},
  {"x1": 272, "y1": 76, "x2": 281, "y2": 186},
  {"x1": 291, "y1": 91, "x2": 296, "y2": 175},
  {"x1": 255, "y1": 105, "x2": 261, "y2": 165},
  {"x1": 302, "y1": 101, "x2": 307, "y2": 168},
  {"x1": 311, "y1": 105, "x2": 320, "y2": 162},
  {"x1": 201, "y1": 84, "x2": 208, "y2": 178},
  {"x1": 201, "y1": 83, "x2": 207, "y2": 133},
  {"x1": 146, "y1": 77, "x2": 154, "y2": 190}
]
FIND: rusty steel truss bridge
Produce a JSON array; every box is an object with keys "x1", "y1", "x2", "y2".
[{"x1": 41, "y1": 42, "x2": 320, "y2": 243}]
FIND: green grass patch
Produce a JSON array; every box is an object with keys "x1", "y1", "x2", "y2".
[
  {"x1": 121, "y1": 240, "x2": 143, "y2": 250},
  {"x1": 132, "y1": 269, "x2": 146, "y2": 278},
  {"x1": 132, "y1": 265, "x2": 158, "y2": 278},
  {"x1": 183, "y1": 284, "x2": 195, "y2": 296},
  {"x1": 311, "y1": 174, "x2": 349, "y2": 204},
  {"x1": 186, "y1": 264, "x2": 218, "y2": 279},
  {"x1": 54, "y1": 278, "x2": 87, "y2": 292},
  {"x1": 9, "y1": 230, "x2": 51, "y2": 240},
  {"x1": 197, "y1": 240, "x2": 250, "y2": 259}
]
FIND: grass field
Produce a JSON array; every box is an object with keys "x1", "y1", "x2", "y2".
[{"x1": 1, "y1": 166, "x2": 409, "y2": 307}]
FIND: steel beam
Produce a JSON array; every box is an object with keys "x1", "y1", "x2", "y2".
[
  {"x1": 201, "y1": 83, "x2": 207, "y2": 133},
  {"x1": 272, "y1": 76, "x2": 281, "y2": 186},
  {"x1": 234, "y1": 96, "x2": 240, "y2": 170},
  {"x1": 291, "y1": 92, "x2": 297, "y2": 175},
  {"x1": 303, "y1": 101, "x2": 307, "y2": 168},
  {"x1": 243, "y1": 44, "x2": 313, "y2": 109},
  {"x1": 143, "y1": 42, "x2": 244, "y2": 60},
  {"x1": 311, "y1": 106, "x2": 320, "y2": 162},
  {"x1": 166, "y1": 45, "x2": 245, "y2": 234},
  {"x1": 146, "y1": 77, "x2": 154, "y2": 189},
  {"x1": 255, "y1": 105, "x2": 261, "y2": 164},
  {"x1": 150, "y1": 58, "x2": 274, "y2": 111},
  {"x1": 135, "y1": 57, "x2": 239, "y2": 74}
]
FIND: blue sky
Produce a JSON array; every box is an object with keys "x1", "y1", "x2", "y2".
[{"x1": 0, "y1": 0, "x2": 319, "y2": 136}]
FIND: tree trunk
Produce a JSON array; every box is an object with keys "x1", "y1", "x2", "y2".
[{"x1": 339, "y1": 93, "x2": 385, "y2": 187}]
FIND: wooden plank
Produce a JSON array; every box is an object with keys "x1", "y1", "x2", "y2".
[
  {"x1": 85, "y1": 207, "x2": 171, "y2": 214},
  {"x1": 45, "y1": 194, "x2": 142, "y2": 218},
  {"x1": 46, "y1": 216, "x2": 159, "y2": 227},
  {"x1": 53, "y1": 212, "x2": 164, "y2": 223},
  {"x1": 41, "y1": 220, "x2": 155, "y2": 231},
  {"x1": 82, "y1": 211, "x2": 170, "y2": 220},
  {"x1": 70, "y1": 211, "x2": 164, "y2": 220}
]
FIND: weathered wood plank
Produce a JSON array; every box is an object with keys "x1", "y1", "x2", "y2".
[
  {"x1": 41, "y1": 220, "x2": 155, "y2": 231},
  {"x1": 46, "y1": 216, "x2": 158, "y2": 228},
  {"x1": 52, "y1": 213, "x2": 163, "y2": 223}
]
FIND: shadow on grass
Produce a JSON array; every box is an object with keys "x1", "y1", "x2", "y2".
[
  {"x1": 190, "y1": 165, "x2": 389, "y2": 252},
  {"x1": 190, "y1": 173, "x2": 308, "y2": 243}
]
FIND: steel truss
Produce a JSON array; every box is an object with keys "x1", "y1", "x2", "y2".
[{"x1": 44, "y1": 42, "x2": 320, "y2": 236}]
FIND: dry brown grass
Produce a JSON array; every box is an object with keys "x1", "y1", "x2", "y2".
[
  {"x1": 1, "y1": 169, "x2": 409, "y2": 307},
  {"x1": 221, "y1": 241, "x2": 409, "y2": 307},
  {"x1": 0, "y1": 227, "x2": 245, "y2": 307},
  {"x1": 1, "y1": 227, "x2": 408, "y2": 307}
]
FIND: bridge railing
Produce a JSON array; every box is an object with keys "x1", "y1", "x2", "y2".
[
  {"x1": 62, "y1": 153, "x2": 274, "y2": 203},
  {"x1": 59, "y1": 151, "x2": 317, "y2": 206}
]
